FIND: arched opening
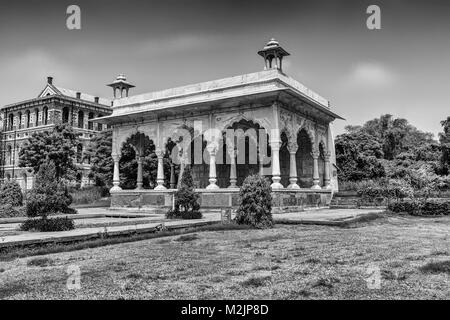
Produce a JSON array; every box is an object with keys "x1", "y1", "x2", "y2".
[
  {"x1": 18, "y1": 112, "x2": 22, "y2": 129},
  {"x1": 88, "y1": 112, "x2": 94, "y2": 130},
  {"x1": 78, "y1": 111, "x2": 84, "y2": 129},
  {"x1": 62, "y1": 107, "x2": 70, "y2": 124},
  {"x1": 26, "y1": 110, "x2": 31, "y2": 128},
  {"x1": 7, "y1": 145, "x2": 12, "y2": 165},
  {"x1": 318, "y1": 142, "x2": 326, "y2": 187},
  {"x1": 188, "y1": 134, "x2": 209, "y2": 188},
  {"x1": 6, "y1": 173, "x2": 11, "y2": 181},
  {"x1": 222, "y1": 119, "x2": 270, "y2": 187},
  {"x1": 97, "y1": 114, "x2": 103, "y2": 131},
  {"x1": 296, "y1": 129, "x2": 313, "y2": 188},
  {"x1": 34, "y1": 108, "x2": 39, "y2": 126},
  {"x1": 279, "y1": 131, "x2": 290, "y2": 187},
  {"x1": 22, "y1": 173, "x2": 27, "y2": 190},
  {"x1": 8, "y1": 114, "x2": 13, "y2": 130},
  {"x1": 119, "y1": 132, "x2": 157, "y2": 189},
  {"x1": 43, "y1": 107, "x2": 48, "y2": 125}
]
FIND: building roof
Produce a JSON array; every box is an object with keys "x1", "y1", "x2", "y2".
[
  {"x1": 98, "y1": 68, "x2": 344, "y2": 123},
  {"x1": 38, "y1": 83, "x2": 112, "y2": 106}
]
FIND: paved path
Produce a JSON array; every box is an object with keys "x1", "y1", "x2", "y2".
[{"x1": 0, "y1": 208, "x2": 384, "y2": 249}]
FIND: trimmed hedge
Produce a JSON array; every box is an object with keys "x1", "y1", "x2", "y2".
[
  {"x1": 388, "y1": 200, "x2": 450, "y2": 216},
  {"x1": 20, "y1": 217, "x2": 75, "y2": 232}
]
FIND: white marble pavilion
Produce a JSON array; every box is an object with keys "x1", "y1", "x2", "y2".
[{"x1": 98, "y1": 39, "x2": 344, "y2": 211}]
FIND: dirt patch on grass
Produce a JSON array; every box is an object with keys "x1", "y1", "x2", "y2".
[{"x1": 420, "y1": 260, "x2": 450, "y2": 275}]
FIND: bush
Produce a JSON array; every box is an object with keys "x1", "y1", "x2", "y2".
[
  {"x1": 26, "y1": 161, "x2": 76, "y2": 218},
  {"x1": 166, "y1": 166, "x2": 202, "y2": 220},
  {"x1": 20, "y1": 217, "x2": 75, "y2": 232},
  {"x1": 0, "y1": 204, "x2": 24, "y2": 218},
  {"x1": 70, "y1": 186, "x2": 108, "y2": 205},
  {"x1": 0, "y1": 180, "x2": 23, "y2": 206},
  {"x1": 388, "y1": 199, "x2": 450, "y2": 215},
  {"x1": 235, "y1": 174, "x2": 273, "y2": 229}
]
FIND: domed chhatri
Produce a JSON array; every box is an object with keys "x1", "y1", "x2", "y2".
[
  {"x1": 258, "y1": 38, "x2": 290, "y2": 72},
  {"x1": 107, "y1": 74, "x2": 135, "y2": 99},
  {"x1": 264, "y1": 38, "x2": 280, "y2": 49}
]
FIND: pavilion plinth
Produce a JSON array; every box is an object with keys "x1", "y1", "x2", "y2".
[{"x1": 110, "y1": 188, "x2": 332, "y2": 213}]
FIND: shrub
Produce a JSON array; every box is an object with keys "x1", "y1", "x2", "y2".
[
  {"x1": 70, "y1": 186, "x2": 108, "y2": 205},
  {"x1": 388, "y1": 199, "x2": 450, "y2": 216},
  {"x1": 0, "y1": 180, "x2": 23, "y2": 206},
  {"x1": 0, "y1": 204, "x2": 22, "y2": 218},
  {"x1": 166, "y1": 166, "x2": 202, "y2": 220},
  {"x1": 20, "y1": 217, "x2": 75, "y2": 232},
  {"x1": 26, "y1": 161, "x2": 76, "y2": 218},
  {"x1": 235, "y1": 174, "x2": 273, "y2": 229}
]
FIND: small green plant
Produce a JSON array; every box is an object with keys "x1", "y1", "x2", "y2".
[
  {"x1": 166, "y1": 166, "x2": 202, "y2": 220},
  {"x1": 0, "y1": 180, "x2": 23, "y2": 207},
  {"x1": 235, "y1": 174, "x2": 273, "y2": 229}
]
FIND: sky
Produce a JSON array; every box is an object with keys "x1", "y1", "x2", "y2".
[{"x1": 0, "y1": 0, "x2": 449, "y2": 139}]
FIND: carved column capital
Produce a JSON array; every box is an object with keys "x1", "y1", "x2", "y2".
[{"x1": 287, "y1": 141, "x2": 298, "y2": 154}]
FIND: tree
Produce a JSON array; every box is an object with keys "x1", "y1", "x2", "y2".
[
  {"x1": 84, "y1": 130, "x2": 114, "y2": 188},
  {"x1": 26, "y1": 161, "x2": 75, "y2": 217},
  {"x1": 335, "y1": 132, "x2": 385, "y2": 182},
  {"x1": 440, "y1": 117, "x2": 450, "y2": 174},
  {"x1": 166, "y1": 166, "x2": 202, "y2": 219},
  {"x1": 19, "y1": 124, "x2": 80, "y2": 181},
  {"x1": 235, "y1": 174, "x2": 273, "y2": 229},
  {"x1": 0, "y1": 180, "x2": 23, "y2": 206}
]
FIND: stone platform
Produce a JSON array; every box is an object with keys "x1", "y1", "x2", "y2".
[{"x1": 111, "y1": 188, "x2": 333, "y2": 213}]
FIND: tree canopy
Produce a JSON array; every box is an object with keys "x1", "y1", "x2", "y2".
[{"x1": 19, "y1": 124, "x2": 80, "y2": 181}]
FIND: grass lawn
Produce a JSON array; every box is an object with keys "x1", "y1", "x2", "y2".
[{"x1": 0, "y1": 214, "x2": 448, "y2": 300}]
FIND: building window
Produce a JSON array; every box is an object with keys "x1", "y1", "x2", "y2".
[
  {"x1": 78, "y1": 111, "x2": 84, "y2": 129},
  {"x1": 62, "y1": 107, "x2": 70, "y2": 124},
  {"x1": 43, "y1": 107, "x2": 48, "y2": 125},
  {"x1": 88, "y1": 112, "x2": 94, "y2": 130}
]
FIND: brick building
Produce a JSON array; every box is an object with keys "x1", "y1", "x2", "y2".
[{"x1": 0, "y1": 76, "x2": 114, "y2": 190}]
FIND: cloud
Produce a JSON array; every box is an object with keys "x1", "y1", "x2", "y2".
[{"x1": 342, "y1": 61, "x2": 396, "y2": 90}]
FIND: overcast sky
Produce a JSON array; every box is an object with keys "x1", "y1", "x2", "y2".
[{"x1": 0, "y1": 0, "x2": 449, "y2": 138}]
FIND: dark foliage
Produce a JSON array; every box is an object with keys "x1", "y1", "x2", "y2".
[
  {"x1": 235, "y1": 174, "x2": 273, "y2": 229},
  {"x1": 20, "y1": 217, "x2": 75, "y2": 232},
  {"x1": 26, "y1": 161, "x2": 77, "y2": 218},
  {"x1": 166, "y1": 166, "x2": 202, "y2": 220},
  {"x1": 0, "y1": 180, "x2": 23, "y2": 206},
  {"x1": 388, "y1": 200, "x2": 450, "y2": 216},
  {"x1": 18, "y1": 124, "x2": 81, "y2": 181}
]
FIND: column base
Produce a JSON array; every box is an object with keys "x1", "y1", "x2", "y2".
[
  {"x1": 287, "y1": 183, "x2": 300, "y2": 189},
  {"x1": 311, "y1": 184, "x2": 322, "y2": 190},
  {"x1": 206, "y1": 183, "x2": 220, "y2": 190},
  {"x1": 154, "y1": 184, "x2": 167, "y2": 191},
  {"x1": 271, "y1": 182, "x2": 284, "y2": 189},
  {"x1": 135, "y1": 184, "x2": 143, "y2": 190},
  {"x1": 110, "y1": 185, "x2": 122, "y2": 192},
  {"x1": 324, "y1": 183, "x2": 332, "y2": 190}
]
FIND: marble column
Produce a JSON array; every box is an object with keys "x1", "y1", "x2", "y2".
[
  {"x1": 324, "y1": 151, "x2": 332, "y2": 190},
  {"x1": 311, "y1": 148, "x2": 321, "y2": 190},
  {"x1": 155, "y1": 149, "x2": 166, "y2": 190},
  {"x1": 136, "y1": 156, "x2": 143, "y2": 190},
  {"x1": 111, "y1": 155, "x2": 122, "y2": 192},
  {"x1": 287, "y1": 142, "x2": 300, "y2": 189},
  {"x1": 270, "y1": 140, "x2": 283, "y2": 189},
  {"x1": 228, "y1": 147, "x2": 237, "y2": 188},
  {"x1": 259, "y1": 149, "x2": 265, "y2": 176},
  {"x1": 206, "y1": 143, "x2": 219, "y2": 190}
]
